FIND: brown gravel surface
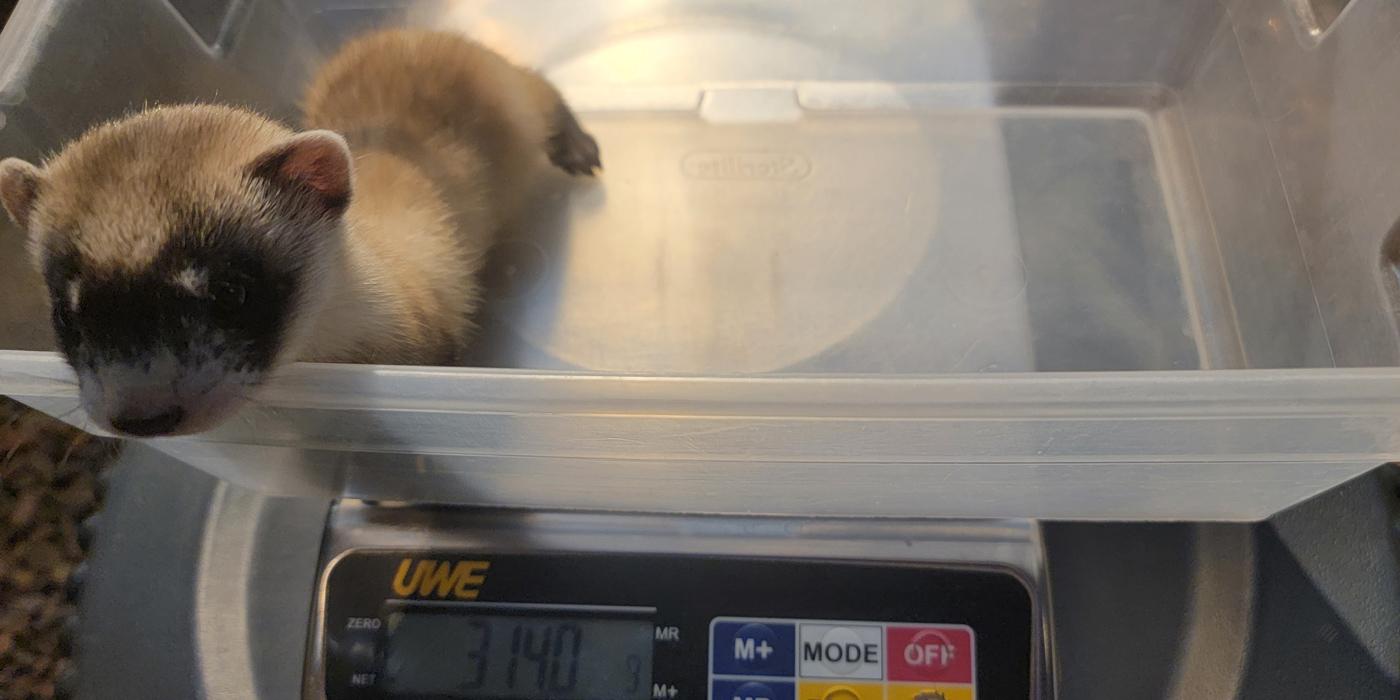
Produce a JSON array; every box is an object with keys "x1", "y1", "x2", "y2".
[
  {"x1": 0, "y1": 398, "x2": 119, "y2": 699},
  {"x1": 0, "y1": 0, "x2": 109, "y2": 692},
  {"x1": 0, "y1": 4, "x2": 114, "y2": 699}
]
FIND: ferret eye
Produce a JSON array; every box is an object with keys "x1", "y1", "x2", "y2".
[{"x1": 211, "y1": 280, "x2": 247, "y2": 309}]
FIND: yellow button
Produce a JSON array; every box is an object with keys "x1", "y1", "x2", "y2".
[
  {"x1": 798, "y1": 681, "x2": 884, "y2": 700},
  {"x1": 886, "y1": 684, "x2": 975, "y2": 700}
]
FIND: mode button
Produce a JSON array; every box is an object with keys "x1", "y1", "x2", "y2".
[{"x1": 798, "y1": 624, "x2": 882, "y2": 679}]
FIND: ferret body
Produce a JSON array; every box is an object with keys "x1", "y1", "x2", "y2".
[{"x1": 0, "y1": 29, "x2": 599, "y2": 436}]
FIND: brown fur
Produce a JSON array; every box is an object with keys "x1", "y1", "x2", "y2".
[
  {"x1": 22, "y1": 106, "x2": 293, "y2": 271},
  {"x1": 295, "y1": 29, "x2": 570, "y2": 363},
  {"x1": 7, "y1": 29, "x2": 583, "y2": 366},
  {"x1": 304, "y1": 29, "x2": 563, "y2": 216}
]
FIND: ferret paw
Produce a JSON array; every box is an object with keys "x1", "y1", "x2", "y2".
[{"x1": 548, "y1": 109, "x2": 601, "y2": 176}]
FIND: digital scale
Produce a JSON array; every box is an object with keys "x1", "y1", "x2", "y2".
[
  {"x1": 8, "y1": 3, "x2": 1399, "y2": 699},
  {"x1": 306, "y1": 504, "x2": 1044, "y2": 700},
  {"x1": 63, "y1": 441, "x2": 1400, "y2": 700}
]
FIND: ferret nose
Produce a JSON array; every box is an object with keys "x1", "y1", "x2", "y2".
[{"x1": 110, "y1": 406, "x2": 186, "y2": 437}]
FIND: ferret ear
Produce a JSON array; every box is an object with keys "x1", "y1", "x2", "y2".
[
  {"x1": 0, "y1": 158, "x2": 46, "y2": 230},
  {"x1": 247, "y1": 130, "x2": 353, "y2": 217}
]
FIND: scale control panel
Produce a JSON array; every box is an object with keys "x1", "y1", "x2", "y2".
[
  {"x1": 312, "y1": 551, "x2": 1033, "y2": 699},
  {"x1": 710, "y1": 617, "x2": 976, "y2": 699}
]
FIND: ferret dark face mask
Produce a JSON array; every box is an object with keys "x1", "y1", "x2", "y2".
[
  {"x1": 0, "y1": 119, "x2": 352, "y2": 437},
  {"x1": 38, "y1": 224, "x2": 305, "y2": 436}
]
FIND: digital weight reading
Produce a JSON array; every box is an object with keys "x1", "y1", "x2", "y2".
[{"x1": 379, "y1": 606, "x2": 654, "y2": 699}]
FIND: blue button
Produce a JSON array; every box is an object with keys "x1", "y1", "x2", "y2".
[
  {"x1": 712, "y1": 620, "x2": 796, "y2": 676},
  {"x1": 711, "y1": 679, "x2": 795, "y2": 700}
]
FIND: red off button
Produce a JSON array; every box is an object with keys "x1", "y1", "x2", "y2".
[{"x1": 885, "y1": 625, "x2": 975, "y2": 683}]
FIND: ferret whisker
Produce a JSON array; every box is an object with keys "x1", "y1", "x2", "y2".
[
  {"x1": 230, "y1": 388, "x2": 267, "y2": 408},
  {"x1": 52, "y1": 402, "x2": 86, "y2": 422}
]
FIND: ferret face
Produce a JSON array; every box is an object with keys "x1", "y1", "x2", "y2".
[
  {"x1": 39, "y1": 219, "x2": 309, "y2": 436},
  {"x1": 0, "y1": 106, "x2": 352, "y2": 437}
]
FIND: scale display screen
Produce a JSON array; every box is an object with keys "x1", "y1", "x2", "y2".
[{"x1": 380, "y1": 605, "x2": 653, "y2": 699}]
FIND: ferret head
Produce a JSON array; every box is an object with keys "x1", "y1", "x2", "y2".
[{"x1": 0, "y1": 105, "x2": 353, "y2": 437}]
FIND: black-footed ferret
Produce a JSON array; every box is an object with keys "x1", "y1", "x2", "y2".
[{"x1": 0, "y1": 29, "x2": 599, "y2": 437}]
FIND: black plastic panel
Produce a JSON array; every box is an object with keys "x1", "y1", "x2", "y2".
[{"x1": 321, "y1": 551, "x2": 1033, "y2": 700}]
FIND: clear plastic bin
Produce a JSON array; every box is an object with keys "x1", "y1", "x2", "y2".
[{"x1": 2, "y1": 0, "x2": 1399, "y2": 518}]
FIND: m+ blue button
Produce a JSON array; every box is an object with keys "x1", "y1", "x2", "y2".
[{"x1": 711, "y1": 620, "x2": 795, "y2": 676}]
